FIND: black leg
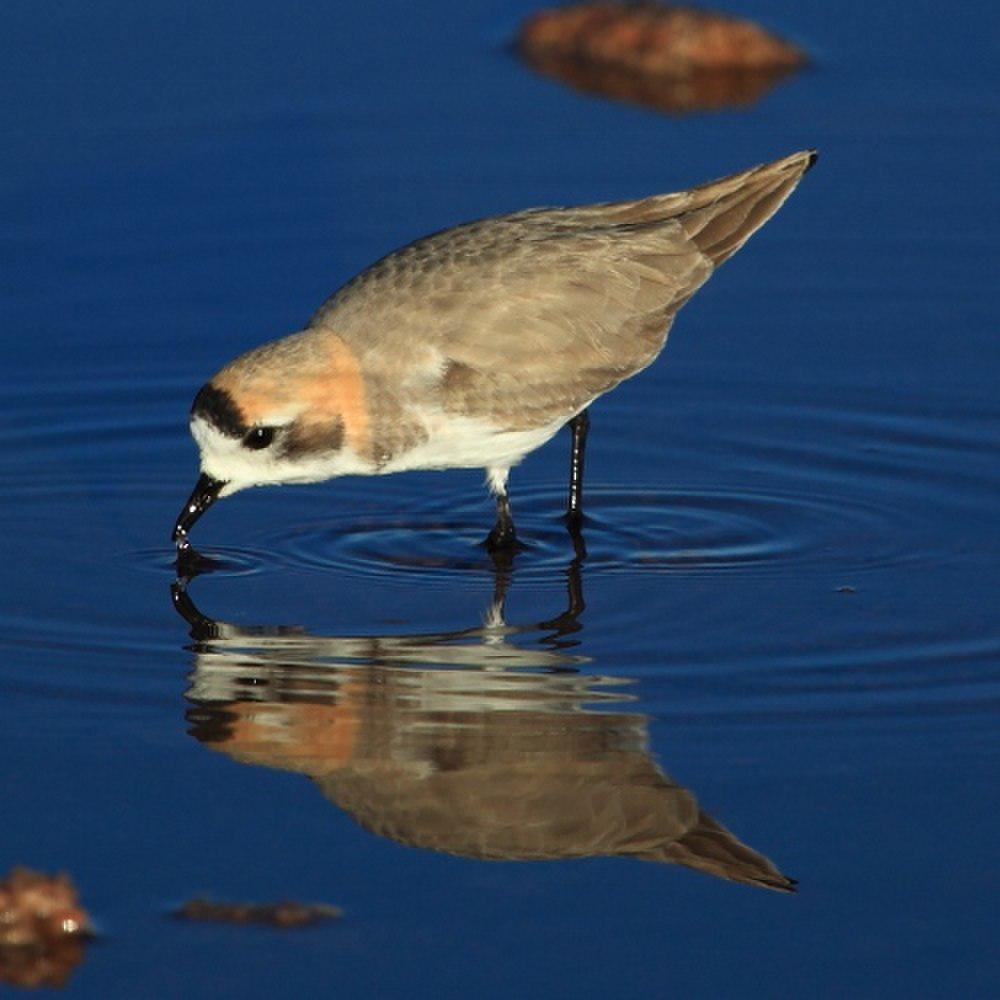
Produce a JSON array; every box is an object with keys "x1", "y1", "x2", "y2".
[
  {"x1": 565, "y1": 408, "x2": 590, "y2": 530},
  {"x1": 537, "y1": 553, "x2": 586, "y2": 644},
  {"x1": 485, "y1": 488, "x2": 518, "y2": 552}
]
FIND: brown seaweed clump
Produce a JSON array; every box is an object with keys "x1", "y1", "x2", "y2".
[
  {"x1": 175, "y1": 897, "x2": 343, "y2": 928},
  {"x1": 518, "y1": 3, "x2": 808, "y2": 113},
  {"x1": 0, "y1": 867, "x2": 93, "y2": 989}
]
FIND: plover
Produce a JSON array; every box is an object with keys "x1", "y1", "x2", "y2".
[{"x1": 174, "y1": 150, "x2": 816, "y2": 551}]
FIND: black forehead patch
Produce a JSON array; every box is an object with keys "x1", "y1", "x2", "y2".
[{"x1": 191, "y1": 383, "x2": 247, "y2": 438}]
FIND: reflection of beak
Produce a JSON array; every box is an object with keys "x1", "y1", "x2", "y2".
[
  {"x1": 172, "y1": 473, "x2": 225, "y2": 545},
  {"x1": 170, "y1": 578, "x2": 220, "y2": 638}
]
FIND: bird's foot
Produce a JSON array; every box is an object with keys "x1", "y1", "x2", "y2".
[
  {"x1": 175, "y1": 543, "x2": 226, "y2": 579},
  {"x1": 484, "y1": 521, "x2": 520, "y2": 553},
  {"x1": 484, "y1": 525, "x2": 526, "y2": 573}
]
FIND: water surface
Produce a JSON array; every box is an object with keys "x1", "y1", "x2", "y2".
[{"x1": 2, "y1": 0, "x2": 998, "y2": 996}]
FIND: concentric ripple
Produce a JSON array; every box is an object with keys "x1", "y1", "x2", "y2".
[
  {"x1": 128, "y1": 546, "x2": 269, "y2": 579},
  {"x1": 252, "y1": 481, "x2": 929, "y2": 585},
  {"x1": 4, "y1": 373, "x2": 996, "y2": 593},
  {"x1": 2, "y1": 370, "x2": 998, "y2": 730}
]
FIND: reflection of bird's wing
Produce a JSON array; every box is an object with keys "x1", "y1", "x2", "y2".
[
  {"x1": 316, "y1": 746, "x2": 698, "y2": 861},
  {"x1": 635, "y1": 811, "x2": 796, "y2": 892},
  {"x1": 309, "y1": 152, "x2": 813, "y2": 430},
  {"x1": 314, "y1": 700, "x2": 793, "y2": 891},
  {"x1": 318, "y1": 755, "x2": 794, "y2": 892}
]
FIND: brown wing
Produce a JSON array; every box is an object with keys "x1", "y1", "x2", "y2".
[{"x1": 309, "y1": 151, "x2": 815, "y2": 430}]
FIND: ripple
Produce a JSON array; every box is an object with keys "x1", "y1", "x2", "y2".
[
  {"x1": 126, "y1": 546, "x2": 270, "y2": 579},
  {"x1": 2, "y1": 375, "x2": 994, "y2": 590},
  {"x1": 640, "y1": 630, "x2": 1000, "y2": 727},
  {"x1": 3, "y1": 369, "x2": 996, "y2": 730},
  {"x1": 255, "y1": 481, "x2": 925, "y2": 584}
]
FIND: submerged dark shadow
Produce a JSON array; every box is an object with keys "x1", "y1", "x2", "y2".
[{"x1": 171, "y1": 557, "x2": 795, "y2": 893}]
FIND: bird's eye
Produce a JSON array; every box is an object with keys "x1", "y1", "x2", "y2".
[{"x1": 243, "y1": 426, "x2": 276, "y2": 450}]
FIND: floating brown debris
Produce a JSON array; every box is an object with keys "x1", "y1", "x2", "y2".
[
  {"x1": 0, "y1": 867, "x2": 93, "y2": 989},
  {"x1": 175, "y1": 897, "x2": 343, "y2": 928},
  {"x1": 517, "y1": 3, "x2": 808, "y2": 114}
]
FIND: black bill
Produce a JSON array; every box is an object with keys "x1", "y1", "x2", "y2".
[{"x1": 172, "y1": 473, "x2": 225, "y2": 546}]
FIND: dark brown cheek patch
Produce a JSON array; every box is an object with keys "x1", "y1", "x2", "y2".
[{"x1": 281, "y1": 418, "x2": 345, "y2": 459}]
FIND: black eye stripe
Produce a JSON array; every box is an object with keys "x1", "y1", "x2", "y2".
[{"x1": 242, "y1": 426, "x2": 276, "y2": 450}]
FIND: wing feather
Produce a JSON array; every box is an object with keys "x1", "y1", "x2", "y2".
[{"x1": 308, "y1": 151, "x2": 813, "y2": 430}]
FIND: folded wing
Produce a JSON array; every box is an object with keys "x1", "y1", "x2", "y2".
[{"x1": 310, "y1": 151, "x2": 814, "y2": 430}]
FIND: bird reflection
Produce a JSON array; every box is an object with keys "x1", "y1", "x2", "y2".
[{"x1": 171, "y1": 558, "x2": 794, "y2": 892}]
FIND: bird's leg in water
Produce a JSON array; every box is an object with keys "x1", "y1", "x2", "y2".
[
  {"x1": 486, "y1": 488, "x2": 517, "y2": 552},
  {"x1": 565, "y1": 408, "x2": 590, "y2": 531}
]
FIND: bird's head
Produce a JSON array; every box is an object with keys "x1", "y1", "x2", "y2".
[{"x1": 173, "y1": 331, "x2": 370, "y2": 546}]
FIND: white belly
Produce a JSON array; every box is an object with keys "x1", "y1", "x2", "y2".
[{"x1": 380, "y1": 412, "x2": 568, "y2": 477}]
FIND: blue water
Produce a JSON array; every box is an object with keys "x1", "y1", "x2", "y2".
[{"x1": 2, "y1": 1, "x2": 998, "y2": 996}]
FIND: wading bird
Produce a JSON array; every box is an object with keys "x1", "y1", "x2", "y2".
[{"x1": 174, "y1": 150, "x2": 816, "y2": 552}]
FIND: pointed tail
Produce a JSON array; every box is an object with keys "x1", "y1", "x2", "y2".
[{"x1": 679, "y1": 149, "x2": 817, "y2": 266}]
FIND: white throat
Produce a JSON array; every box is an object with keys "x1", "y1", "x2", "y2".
[{"x1": 190, "y1": 416, "x2": 373, "y2": 495}]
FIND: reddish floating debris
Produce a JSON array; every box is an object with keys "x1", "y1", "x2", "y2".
[
  {"x1": 518, "y1": 3, "x2": 808, "y2": 114},
  {"x1": 518, "y1": 3, "x2": 807, "y2": 75},
  {"x1": 176, "y1": 897, "x2": 343, "y2": 928},
  {"x1": 0, "y1": 867, "x2": 93, "y2": 989}
]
